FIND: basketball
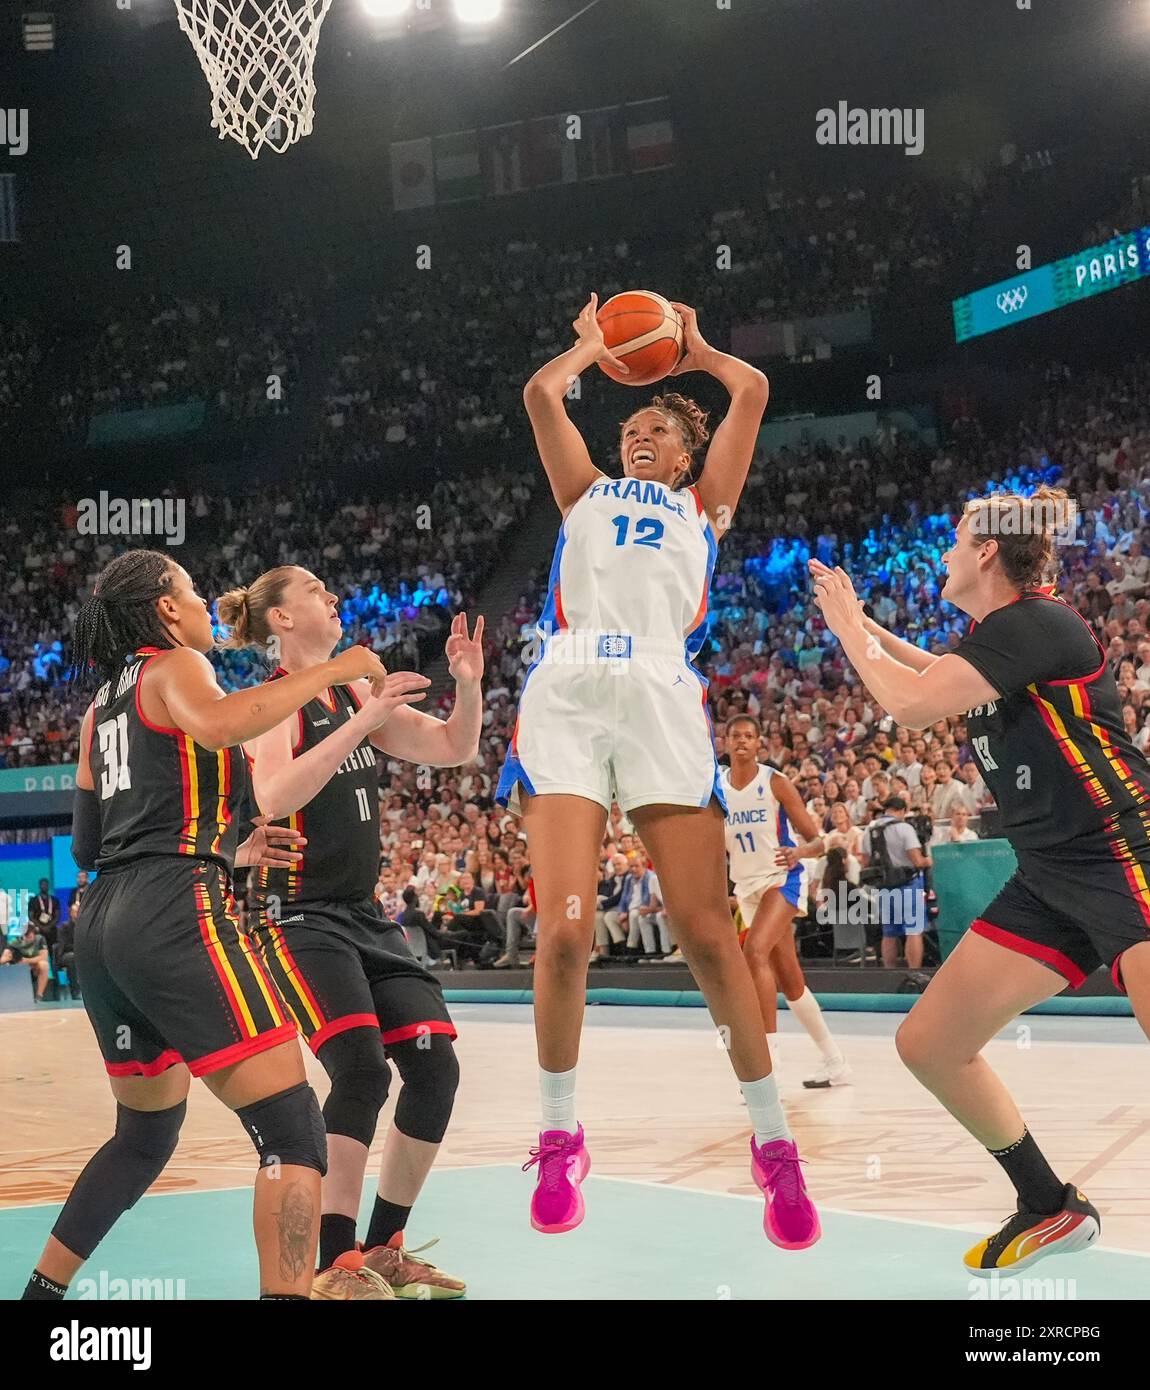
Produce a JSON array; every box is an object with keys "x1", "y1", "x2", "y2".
[{"x1": 596, "y1": 290, "x2": 684, "y2": 386}]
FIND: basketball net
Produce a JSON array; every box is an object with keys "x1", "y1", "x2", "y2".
[{"x1": 172, "y1": 0, "x2": 333, "y2": 159}]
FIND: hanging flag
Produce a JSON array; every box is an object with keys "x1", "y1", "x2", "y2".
[
  {"x1": 391, "y1": 137, "x2": 434, "y2": 210},
  {"x1": 625, "y1": 96, "x2": 674, "y2": 173},
  {"x1": 577, "y1": 105, "x2": 625, "y2": 182},
  {"x1": 482, "y1": 122, "x2": 525, "y2": 196},
  {"x1": 524, "y1": 115, "x2": 578, "y2": 188},
  {"x1": 0, "y1": 175, "x2": 17, "y2": 242},
  {"x1": 434, "y1": 130, "x2": 481, "y2": 203}
]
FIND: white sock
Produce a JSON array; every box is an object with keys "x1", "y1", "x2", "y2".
[
  {"x1": 540, "y1": 1066, "x2": 577, "y2": 1133},
  {"x1": 740, "y1": 1073, "x2": 792, "y2": 1145},
  {"x1": 787, "y1": 988, "x2": 841, "y2": 1063}
]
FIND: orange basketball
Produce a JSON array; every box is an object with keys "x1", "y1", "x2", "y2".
[{"x1": 596, "y1": 290, "x2": 684, "y2": 386}]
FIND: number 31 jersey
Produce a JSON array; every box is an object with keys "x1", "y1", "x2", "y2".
[
  {"x1": 88, "y1": 646, "x2": 247, "y2": 872},
  {"x1": 253, "y1": 671, "x2": 380, "y2": 906}
]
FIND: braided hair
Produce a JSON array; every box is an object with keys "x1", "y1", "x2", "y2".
[{"x1": 71, "y1": 549, "x2": 178, "y2": 686}]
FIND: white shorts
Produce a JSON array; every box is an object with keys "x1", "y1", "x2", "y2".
[
  {"x1": 496, "y1": 631, "x2": 725, "y2": 818},
  {"x1": 734, "y1": 866, "x2": 809, "y2": 928}
]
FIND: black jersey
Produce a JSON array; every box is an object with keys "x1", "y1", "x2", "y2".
[
  {"x1": 88, "y1": 647, "x2": 248, "y2": 871},
  {"x1": 954, "y1": 594, "x2": 1150, "y2": 855},
  {"x1": 253, "y1": 673, "x2": 379, "y2": 906}
]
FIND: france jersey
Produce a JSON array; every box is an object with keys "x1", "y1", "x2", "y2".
[
  {"x1": 721, "y1": 762, "x2": 809, "y2": 915},
  {"x1": 496, "y1": 473, "x2": 726, "y2": 818},
  {"x1": 538, "y1": 473, "x2": 717, "y2": 658}
]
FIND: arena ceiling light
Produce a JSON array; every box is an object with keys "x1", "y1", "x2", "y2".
[
  {"x1": 362, "y1": 0, "x2": 412, "y2": 17},
  {"x1": 453, "y1": 0, "x2": 503, "y2": 24}
]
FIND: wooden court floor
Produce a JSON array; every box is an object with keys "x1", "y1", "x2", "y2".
[{"x1": 3, "y1": 1002, "x2": 1148, "y2": 1256}]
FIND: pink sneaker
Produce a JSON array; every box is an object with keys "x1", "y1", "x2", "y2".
[
  {"x1": 751, "y1": 1136, "x2": 821, "y2": 1250},
  {"x1": 523, "y1": 1125, "x2": 591, "y2": 1233}
]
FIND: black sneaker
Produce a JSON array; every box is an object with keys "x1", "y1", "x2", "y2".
[{"x1": 964, "y1": 1184, "x2": 1100, "y2": 1276}]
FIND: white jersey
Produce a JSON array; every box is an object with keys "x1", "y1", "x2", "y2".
[
  {"x1": 721, "y1": 763, "x2": 795, "y2": 886},
  {"x1": 538, "y1": 474, "x2": 717, "y2": 657},
  {"x1": 496, "y1": 472, "x2": 724, "y2": 820}
]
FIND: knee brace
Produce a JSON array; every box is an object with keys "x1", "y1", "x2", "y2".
[
  {"x1": 388, "y1": 1033, "x2": 459, "y2": 1145},
  {"x1": 236, "y1": 1082, "x2": 327, "y2": 1177},
  {"x1": 52, "y1": 1100, "x2": 186, "y2": 1260},
  {"x1": 316, "y1": 1027, "x2": 392, "y2": 1147}
]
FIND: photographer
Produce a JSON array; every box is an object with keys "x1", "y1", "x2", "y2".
[{"x1": 859, "y1": 796, "x2": 932, "y2": 970}]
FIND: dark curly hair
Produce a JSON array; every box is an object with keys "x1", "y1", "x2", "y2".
[{"x1": 621, "y1": 392, "x2": 711, "y2": 488}]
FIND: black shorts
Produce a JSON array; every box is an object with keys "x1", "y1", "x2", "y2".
[
  {"x1": 970, "y1": 839, "x2": 1150, "y2": 992},
  {"x1": 77, "y1": 858, "x2": 296, "y2": 1078},
  {"x1": 251, "y1": 898, "x2": 455, "y2": 1054}
]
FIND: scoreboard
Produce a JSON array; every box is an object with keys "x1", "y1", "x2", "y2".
[{"x1": 953, "y1": 226, "x2": 1150, "y2": 342}]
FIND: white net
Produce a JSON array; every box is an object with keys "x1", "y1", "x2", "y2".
[{"x1": 173, "y1": 0, "x2": 334, "y2": 159}]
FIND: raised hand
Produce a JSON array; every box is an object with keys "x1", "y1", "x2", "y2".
[
  {"x1": 667, "y1": 301, "x2": 714, "y2": 376},
  {"x1": 445, "y1": 612, "x2": 485, "y2": 683},
  {"x1": 573, "y1": 292, "x2": 629, "y2": 374},
  {"x1": 809, "y1": 562, "x2": 866, "y2": 637}
]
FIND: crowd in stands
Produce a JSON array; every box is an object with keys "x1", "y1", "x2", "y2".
[
  {"x1": 0, "y1": 468, "x2": 534, "y2": 766},
  {"x1": 318, "y1": 236, "x2": 639, "y2": 458},
  {"x1": 51, "y1": 292, "x2": 318, "y2": 435},
  {"x1": 6, "y1": 159, "x2": 1150, "y2": 969}
]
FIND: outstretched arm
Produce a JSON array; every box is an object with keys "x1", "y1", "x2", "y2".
[
  {"x1": 669, "y1": 303, "x2": 769, "y2": 538},
  {"x1": 811, "y1": 566, "x2": 998, "y2": 729},
  {"x1": 151, "y1": 645, "x2": 389, "y2": 752},
  {"x1": 523, "y1": 292, "x2": 629, "y2": 516},
  {"x1": 811, "y1": 561, "x2": 940, "y2": 674},
  {"x1": 369, "y1": 613, "x2": 485, "y2": 767}
]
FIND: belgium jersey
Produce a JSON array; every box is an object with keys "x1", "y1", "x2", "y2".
[
  {"x1": 253, "y1": 673, "x2": 379, "y2": 905},
  {"x1": 954, "y1": 593, "x2": 1150, "y2": 854},
  {"x1": 89, "y1": 647, "x2": 247, "y2": 871}
]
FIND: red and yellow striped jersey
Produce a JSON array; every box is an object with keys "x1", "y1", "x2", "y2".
[
  {"x1": 87, "y1": 648, "x2": 248, "y2": 872},
  {"x1": 955, "y1": 594, "x2": 1150, "y2": 854}
]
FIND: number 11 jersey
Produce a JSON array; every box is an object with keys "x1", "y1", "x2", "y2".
[{"x1": 252, "y1": 671, "x2": 380, "y2": 906}]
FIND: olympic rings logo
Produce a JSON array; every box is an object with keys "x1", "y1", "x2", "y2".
[{"x1": 995, "y1": 285, "x2": 1028, "y2": 314}]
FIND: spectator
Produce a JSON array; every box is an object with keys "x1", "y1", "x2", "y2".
[
  {"x1": 28, "y1": 879, "x2": 60, "y2": 951},
  {"x1": 1, "y1": 923, "x2": 50, "y2": 1000},
  {"x1": 859, "y1": 797, "x2": 932, "y2": 971},
  {"x1": 932, "y1": 804, "x2": 979, "y2": 845}
]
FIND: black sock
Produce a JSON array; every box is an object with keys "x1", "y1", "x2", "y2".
[
  {"x1": 22, "y1": 1270, "x2": 67, "y2": 1301},
  {"x1": 988, "y1": 1129, "x2": 1065, "y2": 1215},
  {"x1": 318, "y1": 1213, "x2": 358, "y2": 1271},
  {"x1": 364, "y1": 1196, "x2": 412, "y2": 1251},
  {"x1": 260, "y1": 1293, "x2": 309, "y2": 1300}
]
